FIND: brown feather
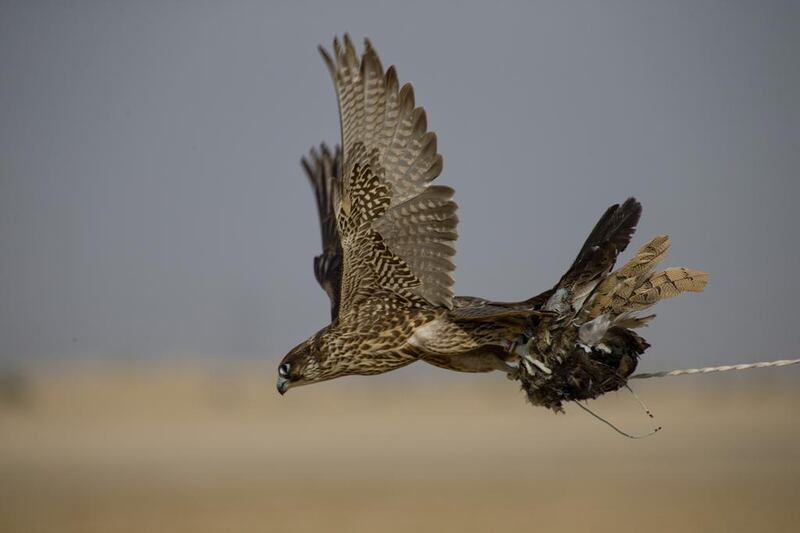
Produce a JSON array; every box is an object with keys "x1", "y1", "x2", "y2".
[{"x1": 320, "y1": 34, "x2": 456, "y2": 312}]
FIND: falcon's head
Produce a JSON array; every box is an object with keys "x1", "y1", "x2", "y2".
[{"x1": 276, "y1": 330, "x2": 329, "y2": 394}]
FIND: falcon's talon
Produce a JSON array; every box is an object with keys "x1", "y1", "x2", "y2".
[
  {"x1": 522, "y1": 358, "x2": 536, "y2": 375},
  {"x1": 523, "y1": 355, "x2": 553, "y2": 375}
]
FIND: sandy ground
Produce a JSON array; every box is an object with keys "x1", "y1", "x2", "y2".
[{"x1": 0, "y1": 362, "x2": 798, "y2": 533}]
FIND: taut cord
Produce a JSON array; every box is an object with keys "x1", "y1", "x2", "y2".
[
  {"x1": 630, "y1": 358, "x2": 800, "y2": 380},
  {"x1": 575, "y1": 358, "x2": 800, "y2": 438}
]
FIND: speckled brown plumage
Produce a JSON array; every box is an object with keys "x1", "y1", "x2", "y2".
[{"x1": 277, "y1": 36, "x2": 707, "y2": 407}]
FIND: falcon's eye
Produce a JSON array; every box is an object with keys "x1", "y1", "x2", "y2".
[{"x1": 279, "y1": 363, "x2": 291, "y2": 378}]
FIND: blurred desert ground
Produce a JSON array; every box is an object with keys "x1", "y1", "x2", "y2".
[{"x1": 1, "y1": 361, "x2": 798, "y2": 533}]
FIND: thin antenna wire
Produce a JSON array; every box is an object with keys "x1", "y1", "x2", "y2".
[
  {"x1": 625, "y1": 384, "x2": 658, "y2": 421},
  {"x1": 574, "y1": 401, "x2": 660, "y2": 439},
  {"x1": 630, "y1": 358, "x2": 800, "y2": 380}
]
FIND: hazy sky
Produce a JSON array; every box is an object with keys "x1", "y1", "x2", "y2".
[{"x1": 1, "y1": 1, "x2": 799, "y2": 369}]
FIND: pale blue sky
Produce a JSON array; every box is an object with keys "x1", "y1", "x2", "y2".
[{"x1": 1, "y1": 1, "x2": 799, "y2": 369}]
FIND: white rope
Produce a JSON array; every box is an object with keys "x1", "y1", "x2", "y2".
[{"x1": 630, "y1": 358, "x2": 800, "y2": 380}]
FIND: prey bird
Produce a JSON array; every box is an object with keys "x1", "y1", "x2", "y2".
[{"x1": 277, "y1": 35, "x2": 707, "y2": 410}]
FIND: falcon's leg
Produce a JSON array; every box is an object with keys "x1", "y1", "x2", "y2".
[
  {"x1": 419, "y1": 346, "x2": 518, "y2": 375},
  {"x1": 505, "y1": 336, "x2": 553, "y2": 378}
]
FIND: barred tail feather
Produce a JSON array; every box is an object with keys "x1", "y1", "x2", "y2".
[
  {"x1": 626, "y1": 267, "x2": 708, "y2": 311},
  {"x1": 591, "y1": 235, "x2": 669, "y2": 315},
  {"x1": 617, "y1": 234, "x2": 671, "y2": 278},
  {"x1": 590, "y1": 235, "x2": 706, "y2": 318}
]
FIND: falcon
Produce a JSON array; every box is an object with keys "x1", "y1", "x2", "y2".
[{"x1": 277, "y1": 35, "x2": 707, "y2": 410}]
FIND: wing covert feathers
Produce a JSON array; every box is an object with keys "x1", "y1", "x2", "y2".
[
  {"x1": 373, "y1": 185, "x2": 457, "y2": 307},
  {"x1": 320, "y1": 35, "x2": 456, "y2": 310}
]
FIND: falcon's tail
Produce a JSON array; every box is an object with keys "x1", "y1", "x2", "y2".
[{"x1": 519, "y1": 198, "x2": 708, "y2": 411}]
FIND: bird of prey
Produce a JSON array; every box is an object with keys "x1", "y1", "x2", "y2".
[{"x1": 277, "y1": 35, "x2": 707, "y2": 410}]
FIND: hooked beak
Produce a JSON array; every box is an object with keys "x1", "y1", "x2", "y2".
[{"x1": 277, "y1": 375, "x2": 290, "y2": 395}]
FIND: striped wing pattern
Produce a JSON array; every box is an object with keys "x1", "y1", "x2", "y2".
[{"x1": 320, "y1": 35, "x2": 457, "y2": 312}]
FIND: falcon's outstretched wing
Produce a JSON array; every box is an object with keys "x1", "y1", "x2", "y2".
[
  {"x1": 301, "y1": 144, "x2": 343, "y2": 320},
  {"x1": 319, "y1": 35, "x2": 457, "y2": 313}
]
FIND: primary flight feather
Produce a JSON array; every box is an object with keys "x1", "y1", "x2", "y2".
[{"x1": 277, "y1": 36, "x2": 707, "y2": 410}]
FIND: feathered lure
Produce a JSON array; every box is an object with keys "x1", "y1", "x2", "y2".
[{"x1": 515, "y1": 200, "x2": 707, "y2": 411}]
